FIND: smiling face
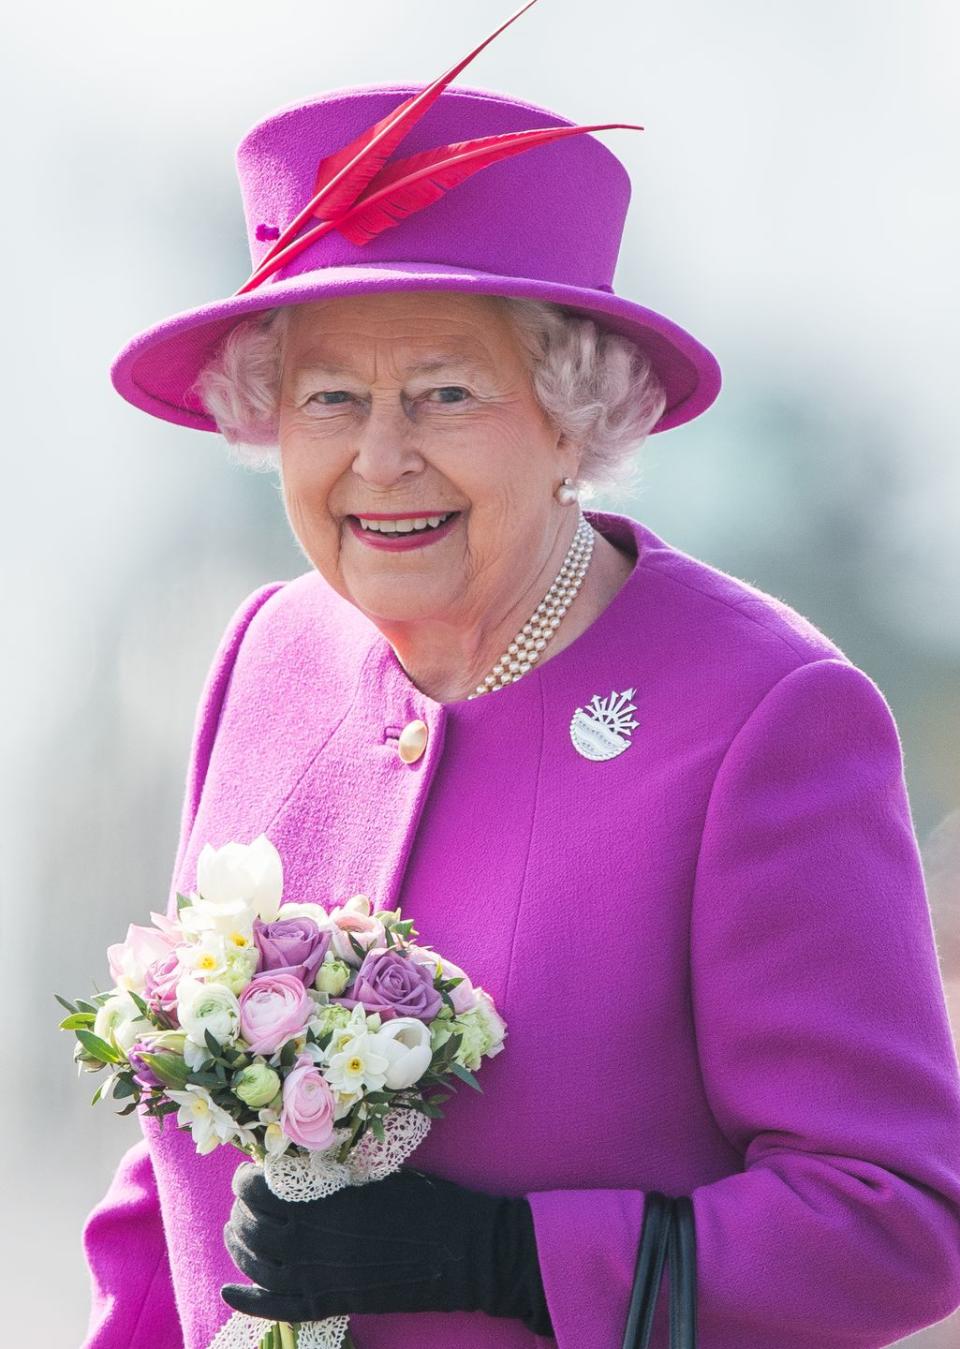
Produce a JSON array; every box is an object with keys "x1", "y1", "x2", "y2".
[{"x1": 276, "y1": 290, "x2": 582, "y2": 636}]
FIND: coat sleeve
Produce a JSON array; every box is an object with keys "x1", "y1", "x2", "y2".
[
  {"x1": 80, "y1": 581, "x2": 286, "y2": 1348},
  {"x1": 526, "y1": 657, "x2": 960, "y2": 1349}
]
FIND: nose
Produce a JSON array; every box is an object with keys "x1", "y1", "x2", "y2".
[{"x1": 350, "y1": 398, "x2": 425, "y2": 490}]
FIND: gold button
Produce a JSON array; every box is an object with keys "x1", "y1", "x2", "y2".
[{"x1": 397, "y1": 719, "x2": 428, "y2": 764}]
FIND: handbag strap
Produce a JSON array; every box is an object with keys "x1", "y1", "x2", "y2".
[{"x1": 621, "y1": 1192, "x2": 698, "y2": 1349}]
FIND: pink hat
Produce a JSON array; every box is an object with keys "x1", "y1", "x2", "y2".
[{"x1": 110, "y1": 1, "x2": 720, "y2": 435}]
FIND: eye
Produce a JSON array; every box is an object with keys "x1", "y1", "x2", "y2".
[
  {"x1": 427, "y1": 386, "x2": 470, "y2": 404},
  {"x1": 307, "y1": 391, "x2": 353, "y2": 407}
]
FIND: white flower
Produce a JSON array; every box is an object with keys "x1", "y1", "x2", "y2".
[
  {"x1": 325, "y1": 1031, "x2": 390, "y2": 1094},
  {"x1": 369, "y1": 1017, "x2": 433, "y2": 1090},
  {"x1": 176, "y1": 974, "x2": 241, "y2": 1066},
  {"x1": 452, "y1": 988, "x2": 507, "y2": 1070},
  {"x1": 185, "y1": 835, "x2": 283, "y2": 936},
  {"x1": 94, "y1": 991, "x2": 153, "y2": 1056},
  {"x1": 167, "y1": 1085, "x2": 254, "y2": 1155},
  {"x1": 178, "y1": 932, "x2": 229, "y2": 980},
  {"x1": 276, "y1": 901, "x2": 334, "y2": 931}
]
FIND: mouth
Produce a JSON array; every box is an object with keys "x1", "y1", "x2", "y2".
[
  {"x1": 344, "y1": 510, "x2": 463, "y2": 551},
  {"x1": 349, "y1": 510, "x2": 460, "y2": 534}
]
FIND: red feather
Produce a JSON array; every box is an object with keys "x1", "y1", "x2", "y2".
[
  {"x1": 337, "y1": 122, "x2": 644, "y2": 245},
  {"x1": 236, "y1": 122, "x2": 643, "y2": 291},
  {"x1": 239, "y1": 0, "x2": 540, "y2": 292}
]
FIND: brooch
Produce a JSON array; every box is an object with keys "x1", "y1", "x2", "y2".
[{"x1": 569, "y1": 688, "x2": 639, "y2": 762}]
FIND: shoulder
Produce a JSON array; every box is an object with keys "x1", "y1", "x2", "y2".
[{"x1": 593, "y1": 511, "x2": 896, "y2": 745}]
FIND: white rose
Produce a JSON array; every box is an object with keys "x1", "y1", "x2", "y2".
[
  {"x1": 176, "y1": 974, "x2": 241, "y2": 1065},
  {"x1": 370, "y1": 1017, "x2": 433, "y2": 1090},
  {"x1": 94, "y1": 991, "x2": 152, "y2": 1056},
  {"x1": 277, "y1": 901, "x2": 334, "y2": 931},
  {"x1": 187, "y1": 835, "x2": 283, "y2": 936},
  {"x1": 407, "y1": 946, "x2": 478, "y2": 1013}
]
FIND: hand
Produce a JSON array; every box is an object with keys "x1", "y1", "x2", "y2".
[{"x1": 221, "y1": 1162, "x2": 553, "y2": 1334}]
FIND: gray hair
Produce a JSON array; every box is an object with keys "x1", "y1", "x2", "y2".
[{"x1": 188, "y1": 295, "x2": 667, "y2": 495}]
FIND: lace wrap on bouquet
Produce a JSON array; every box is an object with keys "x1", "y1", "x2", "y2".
[{"x1": 208, "y1": 1104, "x2": 432, "y2": 1349}]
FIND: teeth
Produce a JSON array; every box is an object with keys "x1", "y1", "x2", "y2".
[{"x1": 358, "y1": 512, "x2": 455, "y2": 534}]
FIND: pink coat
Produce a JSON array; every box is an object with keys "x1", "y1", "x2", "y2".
[{"x1": 81, "y1": 509, "x2": 960, "y2": 1348}]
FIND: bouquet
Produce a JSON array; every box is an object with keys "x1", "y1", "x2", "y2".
[{"x1": 58, "y1": 835, "x2": 506, "y2": 1349}]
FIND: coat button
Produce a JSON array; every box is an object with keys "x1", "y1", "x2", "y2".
[{"x1": 397, "y1": 719, "x2": 428, "y2": 764}]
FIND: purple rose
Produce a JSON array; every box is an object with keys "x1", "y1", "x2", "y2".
[
  {"x1": 143, "y1": 948, "x2": 184, "y2": 1025},
  {"x1": 336, "y1": 947, "x2": 443, "y2": 1022},
  {"x1": 127, "y1": 1041, "x2": 162, "y2": 1090},
  {"x1": 253, "y1": 915, "x2": 330, "y2": 986}
]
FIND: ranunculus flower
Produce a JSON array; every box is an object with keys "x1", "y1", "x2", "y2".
[
  {"x1": 453, "y1": 989, "x2": 508, "y2": 1070},
  {"x1": 281, "y1": 1056, "x2": 337, "y2": 1150},
  {"x1": 253, "y1": 915, "x2": 330, "y2": 986},
  {"x1": 370, "y1": 1016, "x2": 434, "y2": 1090},
  {"x1": 406, "y1": 945, "x2": 479, "y2": 1013},
  {"x1": 336, "y1": 947, "x2": 443, "y2": 1022},
  {"x1": 144, "y1": 948, "x2": 185, "y2": 1024},
  {"x1": 314, "y1": 955, "x2": 352, "y2": 997},
  {"x1": 328, "y1": 895, "x2": 387, "y2": 965},
  {"x1": 182, "y1": 835, "x2": 283, "y2": 938},
  {"x1": 107, "y1": 921, "x2": 177, "y2": 995},
  {"x1": 176, "y1": 975, "x2": 241, "y2": 1070},
  {"x1": 238, "y1": 972, "x2": 312, "y2": 1055},
  {"x1": 94, "y1": 991, "x2": 153, "y2": 1055},
  {"x1": 233, "y1": 1062, "x2": 282, "y2": 1109}
]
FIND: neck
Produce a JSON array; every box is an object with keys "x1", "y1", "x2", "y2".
[{"x1": 371, "y1": 515, "x2": 635, "y2": 704}]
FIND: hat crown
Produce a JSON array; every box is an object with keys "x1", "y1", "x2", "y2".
[{"x1": 234, "y1": 83, "x2": 632, "y2": 291}]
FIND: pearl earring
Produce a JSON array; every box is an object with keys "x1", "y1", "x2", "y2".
[{"x1": 555, "y1": 476, "x2": 579, "y2": 506}]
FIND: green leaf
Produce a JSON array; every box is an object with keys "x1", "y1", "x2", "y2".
[
  {"x1": 112, "y1": 1074, "x2": 137, "y2": 1100},
  {"x1": 54, "y1": 993, "x2": 78, "y2": 1014},
  {"x1": 347, "y1": 932, "x2": 366, "y2": 961},
  {"x1": 127, "y1": 990, "x2": 150, "y2": 1017},
  {"x1": 90, "y1": 1081, "x2": 107, "y2": 1106},
  {"x1": 176, "y1": 892, "x2": 194, "y2": 911},
  {"x1": 369, "y1": 1116, "x2": 386, "y2": 1143},
  {"x1": 75, "y1": 998, "x2": 100, "y2": 1015},
  {"x1": 75, "y1": 1029, "x2": 123, "y2": 1065},
  {"x1": 115, "y1": 1100, "x2": 139, "y2": 1117},
  {"x1": 279, "y1": 1039, "x2": 298, "y2": 1068},
  {"x1": 204, "y1": 1029, "x2": 224, "y2": 1059},
  {"x1": 448, "y1": 1063, "x2": 483, "y2": 1093},
  {"x1": 59, "y1": 1012, "x2": 97, "y2": 1030}
]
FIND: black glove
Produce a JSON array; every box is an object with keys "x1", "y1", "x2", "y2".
[{"x1": 221, "y1": 1162, "x2": 554, "y2": 1335}]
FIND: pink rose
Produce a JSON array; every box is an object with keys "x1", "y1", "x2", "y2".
[
  {"x1": 108, "y1": 920, "x2": 177, "y2": 992},
  {"x1": 329, "y1": 907, "x2": 387, "y2": 965},
  {"x1": 143, "y1": 948, "x2": 185, "y2": 1025},
  {"x1": 238, "y1": 972, "x2": 312, "y2": 1055},
  {"x1": 281, "y1": 1056, "x2": 337, "y2": 1151}
]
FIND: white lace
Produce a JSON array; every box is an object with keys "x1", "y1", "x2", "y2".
[{"x1": 207, "y1": 1106, "x2": 432, "y2": 1349}]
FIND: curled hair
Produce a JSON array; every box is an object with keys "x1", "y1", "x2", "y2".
[{"x1": 189, "y1": 295, "x2": 667, "y2": 494}]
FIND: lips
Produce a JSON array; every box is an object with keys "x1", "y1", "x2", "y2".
[{"x1": 345, "y1": 510, "x2": 462, "y2": 551}]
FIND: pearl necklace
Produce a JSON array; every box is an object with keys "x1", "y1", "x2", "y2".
[{"x1": 467, "y1": 511, "x2": 595, "y2": 699}]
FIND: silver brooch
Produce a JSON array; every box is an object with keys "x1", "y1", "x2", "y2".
[{"x1": 569, "y1": 688, "x2": 639, "y2": 762}]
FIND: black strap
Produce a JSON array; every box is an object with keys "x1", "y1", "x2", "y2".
[{"x1": 621, "y1": 1192, "x2": 697, "y2": 1349}]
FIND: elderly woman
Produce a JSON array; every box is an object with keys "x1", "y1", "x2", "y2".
[{"x1": 82, "y1": 39, "x2": 960, "y2": 1349}]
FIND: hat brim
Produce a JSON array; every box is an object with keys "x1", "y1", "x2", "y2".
[{"x1": 110, "y1": 260, "x2": 721, "y2": 435}]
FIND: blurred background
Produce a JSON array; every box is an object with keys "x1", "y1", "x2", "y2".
[{"x1": 3, "y1": 1, "x2": 958, "y2": 1343}]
